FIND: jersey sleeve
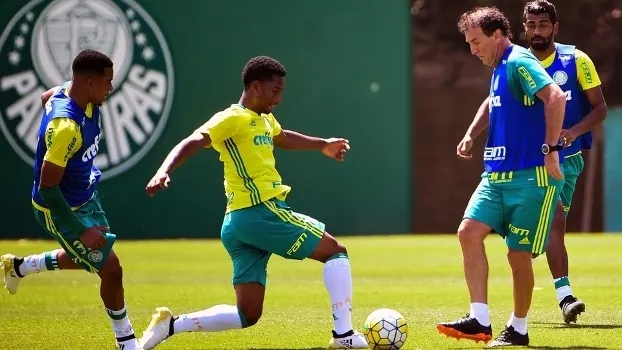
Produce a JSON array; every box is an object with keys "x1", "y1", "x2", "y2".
[
  {"x1": 575, "y1": 49, "x2": 602, "y2": 90},
  {"x1": 511, "y1": 53, "x2": 555, "y2": 100},
  {"x1": 43, "y1": 118, "x2": 83, "y2": 167},
  {"x1": 268, "y1": 114, "x2": 283, "y2": 135},
  {"x1": 196, "y1": 112, "x2": 239, "y2": 144}
]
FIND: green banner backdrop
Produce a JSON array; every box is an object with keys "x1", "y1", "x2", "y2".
[{"x1": 0, "y1": 0, "x2": 411, "y2": 238}]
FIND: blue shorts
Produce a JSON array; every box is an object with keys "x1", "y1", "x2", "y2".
[{"x1": 221, "y1": 198, "x2": 325, "y2": 286}]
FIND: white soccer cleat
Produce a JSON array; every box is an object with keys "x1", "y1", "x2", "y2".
[
  {"x1": 328, "y1": 330, "x2": 369, "y2": 349},
  {"x1": 117, "y1": 337, "x2": 144, "y2": 350},
  {"x1": 1, "y1": 254, "x2": 23, "y2": 295},
  {"x1": 140, "y1": 307, "x2": 174, "y2": 350}
]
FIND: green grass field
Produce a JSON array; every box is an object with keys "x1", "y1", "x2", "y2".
[{"x1": 1, "y1": 234, "x2": 621, "y2": 350}]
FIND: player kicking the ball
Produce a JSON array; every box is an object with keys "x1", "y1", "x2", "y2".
[
  {"x1": 1, "y1": 50, "x2": 142, "y2": 350},
  {"x1": 141, "y1": 56, "x2": 368, "y2": 349}
]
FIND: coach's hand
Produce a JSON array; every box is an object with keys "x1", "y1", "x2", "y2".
[
  {"x1": 544, "y1": 152, "x2": 564, "y2": 180},
  {"x1": 146, "y1": 172, "x2": 171, "y2": 196},
  {"x1": 80, "y1": 226, "x2": 109, "y2": 250},
  {"x1": 457, "y1": 136, "x2": 474, "y2": 160},
  {"x1": 321, "y1": 138, "x2": 350, "y2": 162}
]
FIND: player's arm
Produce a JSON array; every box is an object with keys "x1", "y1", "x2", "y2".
[
  {"x1": 270, "y1": 115, "x2": 326, "y2": 150},
  {"x1": 152, "y1": 131, "x2": 211, "y2": 177},
  {"x1": 37, "y1": 119, "x2": 106, "y2": 243},
  {"x1": 464, "y1": 97, "x2": 490, "y2": 140},
  {"x1": 515, "y1": 54, "x2": 565, "y2": 178},
  {"x1": 41, "y1": 86, "x2": 59, "y2": 107},
  {"x1": 515, "y1": 56, "x2": 566, "y2": 146},
  {"x1": 272, "y1": 117, "x2": 349, "y2": 161},
  {"x1": 273, "y1": 130, "x2": 328, "y2": 150},
  {"x1": 564, "y1": 51, "x2": 607, "y2": 139},
  {"x1": 146, "y1": 113, "x2": 234, "y2": 196}
]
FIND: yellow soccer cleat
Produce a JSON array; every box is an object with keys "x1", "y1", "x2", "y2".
[
  {"x1": 1, "y1": 254, "x2": 23, "y2": 295},
  {"x1": 140, "y1": 307, "x2": 174, "y2": 350}
]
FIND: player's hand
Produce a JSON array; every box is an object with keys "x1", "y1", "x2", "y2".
[
  {"x1": 145, "y1": 172, "x2": 171, "y2": 197},
  {"x1": 80, "y1": 226, "x2": 109, "y2": 250},
  {"x1": 560, "y1": 129, "x2": 578, "y2": 148},
  {"x1": 321, "y1": 138, "x2": 350, "y2": 162},
  {"x1": 457, "y1": 136, "x2": 474, "y2": 160},
  {"x1": 544, "y1": 152, "x2": 564, "y2": 180}
]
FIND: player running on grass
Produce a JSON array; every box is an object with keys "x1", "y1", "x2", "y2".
[
  {"x1": 141, "y1": 56, "x2": 368, "y2": 349},
  {"x1": 1, "y1": 50, "x2": 143, "y2": 350},
  {"x1": 437, "y1": 7, "x2": 567, "y2": 347},
  {"x1": 523, "y1": 0, "x2": 607, "y2": 324}
]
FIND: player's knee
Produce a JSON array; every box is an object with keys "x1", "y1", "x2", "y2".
[
  {"x1": 551, "y1": 207, "x2": 566, "y2": 237},
  {"x1": 507, "y1": 249, "x2": 532, "y2": 271},
  {"x1": 457, "y1": 219, "x2": 485, "y2": 246},
  {"x1": 238, "y1": 304, "x2": 263, "y2": 327},
  {"x1": 333, "y1": 241, "x2": 347, "y2": 256},
  {"x1": 98, "y1": 252, "x2": 123, "y2": 283}
]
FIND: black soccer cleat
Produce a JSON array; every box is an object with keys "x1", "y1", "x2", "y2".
[
  {"x1": 487, "y1": 325, "x2": 529, "y2": 347},
  {"x1": 437, "y1": 314, "x2": 493, "y2": 343},
  {"x1": 560, "y1": 295, "x2": 586, "y2": 324}
]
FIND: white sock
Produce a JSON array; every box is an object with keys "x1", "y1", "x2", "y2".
[
  {"x1": 19, "y1": 251, "x2": 58, "y2": 276},
  {"x1": 556, "y1": 286, "x2": 573, "y2": 303},
  {"x1": 173, "y1": 304, "x2": 243, "y2": 333},
  {"x1": 507, "y1": 313, "x2": 528, "y2": 335},
  {"x1": 324, "y1": 253, "x2": 353, "y2": 335},
  {"x1": 469, "y1": 302, "x2": 490, "y2": 327},
  {"x1": 106, "y1": 303, "x2": 135, "y2": 339}
]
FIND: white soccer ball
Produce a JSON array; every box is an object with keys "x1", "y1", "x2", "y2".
[{"x1": 363, "y1": 308, "x2": 409, "y2": 350}]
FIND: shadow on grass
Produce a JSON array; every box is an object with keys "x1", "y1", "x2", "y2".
[{"x1": 533, "y1": 321, "x2": 622, "y2": 330}]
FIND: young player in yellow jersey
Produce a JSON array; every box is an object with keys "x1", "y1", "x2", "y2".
[{"x1": 140, "y1": 56, "x2": 368, "y2": 349}]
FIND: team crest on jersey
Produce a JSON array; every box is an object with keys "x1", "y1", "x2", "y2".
[
  {"x1": 552, "y1": 70, "x2": 568, "y2": 86},
  {"x1": 0, "y1": 0, "x2": 175, "y2": 180}
]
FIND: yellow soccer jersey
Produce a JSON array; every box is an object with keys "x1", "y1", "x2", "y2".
[
  {"x1": 540, "y1": 49, "x2": 602, "y2": 90},
  {"x1": 197, "y1": 104, "x2": 291, "y2": 213}
]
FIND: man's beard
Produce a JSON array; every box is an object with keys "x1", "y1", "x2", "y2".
[{"x1": 530, "y1": 36, "x2": 552, "y2": 51}]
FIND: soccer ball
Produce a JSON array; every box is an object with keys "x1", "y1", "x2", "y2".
[{"x1": 363, "y1": 308, "x2": 408, "y2": 350}]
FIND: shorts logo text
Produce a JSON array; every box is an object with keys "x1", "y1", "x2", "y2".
[{"x1": 287, "y1": 232, "x2": 307, "y2": 256}]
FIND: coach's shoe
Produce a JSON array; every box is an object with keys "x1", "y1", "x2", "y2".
[
  {"x1": 1, "y1": 254, "x2": 23, "y2": 295},
  {"x1": 487, "y1": 326, "x2": 529, "y2": 347},
  {"x1": 560, "y1": 295, "x2": 585, "y2": 324},
  {"x1": 437, "y1": 314, "x2": 493, "y2": 343},
  {"x1": 117, "y1": 336, "x2": 144, "y2": 350},
  {"x1": 328, "y1": 330, "x2": 369, "y2": 349},
  {"x1": 140, "y1": 307, "x2": 174, "y2": 350}
]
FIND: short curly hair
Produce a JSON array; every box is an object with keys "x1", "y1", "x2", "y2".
[
  {"x1": 72, "y1": 49, "x2": 113, "y2": 75},
  {"x1": 523, "y1": 0, "x2": 557, "y2": 24},
  {"x1": 242, "y1": 56, "x2": 287, "y2": 88},
  {"x1": 457, "y1": 6, "x2": 513, "y2": 39}
]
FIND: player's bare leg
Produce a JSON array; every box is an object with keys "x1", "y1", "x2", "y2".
[
  {"x1": 484, "y1": 249, "x2": 534, "y2": 347},
  {"x1": 308, "y1": 232, "x2": 368, "y2": 349},
  {"x1": 2, "y1": 248, "x2": 141, "y2": 349},
  {"x1": 546, "y1": 201, "x2": 585, "y2": 324},
  {"x1": 1, "y1": 249, "x2": 80, "y2": 294},
  {"x1": 140, "y1": 282, "x2": 254, "y2": 349},
  {"x1": 140, "y1": 232, "x2": 367, "y2": 350},
  {"x1": 437, "y1": 219, "x2": 493, "y2": 343},
  {"x1": 97, "y1": 250, "x2": 142, "y2": 349}
]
